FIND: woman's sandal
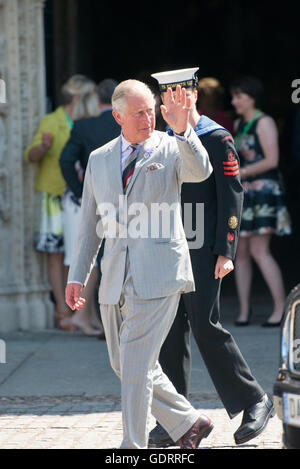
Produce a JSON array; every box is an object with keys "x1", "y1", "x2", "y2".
[{"x1": 59, "y1": 316, "x2": 103, "y2": 336}]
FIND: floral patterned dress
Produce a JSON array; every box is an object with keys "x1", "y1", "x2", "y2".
[{"x1": 235, "y1": 114, "x2": 291, "y2": 237}]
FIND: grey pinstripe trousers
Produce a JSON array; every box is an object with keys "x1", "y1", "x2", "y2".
[{"x1": 100, "y1": 254, "x2": 199, "y2": 449}]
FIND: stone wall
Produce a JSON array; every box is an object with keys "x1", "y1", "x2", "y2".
[{"x1": 0, "y1": 0, "x2": 53, "y2": 332}]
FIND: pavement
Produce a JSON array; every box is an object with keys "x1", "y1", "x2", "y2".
[{"x1": 0, "y1": 296, "x2": 284, "y2": 450}]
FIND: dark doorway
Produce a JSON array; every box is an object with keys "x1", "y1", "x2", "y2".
[{"x1": 43, "y1": 0, "x2": 300, "y2": 297}]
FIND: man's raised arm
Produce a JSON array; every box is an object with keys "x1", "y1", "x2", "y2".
[{"x1": 161, "y1": 86, "x2": 212, "y2": 183}]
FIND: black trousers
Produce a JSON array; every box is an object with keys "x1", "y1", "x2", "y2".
[{"x1": 159, "y1": 246, "x2": 265, "y2": 418}]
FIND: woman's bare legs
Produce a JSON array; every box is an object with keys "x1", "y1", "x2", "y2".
[
  {"x1": 60, "y1": 266, "x2": 104, "y2": 336},
  {"x1": 48, "y1": 252, "x2": 71, "y2": 321},
  {"x1": 234, "y1": 237, "x2": 253, "y2": 322},
  {"x1": 249, "y1": 234, "x2": 285, "y2": 323}
]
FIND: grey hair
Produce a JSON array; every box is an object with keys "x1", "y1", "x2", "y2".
[{"x1": 111, "y1": 79, "x2": 155, "y2": 115}]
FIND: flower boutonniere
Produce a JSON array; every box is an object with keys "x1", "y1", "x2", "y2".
[{"x1": 145, "y1": 147, "x2": 154, "y2": 158}]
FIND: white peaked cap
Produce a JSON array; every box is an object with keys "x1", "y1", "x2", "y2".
[{"x1": 151, "y1": 67, "x2": 199, "y2": 91}]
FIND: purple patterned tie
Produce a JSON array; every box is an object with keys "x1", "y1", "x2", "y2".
[{"x1": 122, "y1": 145, "x2": 137, "y2": 192}]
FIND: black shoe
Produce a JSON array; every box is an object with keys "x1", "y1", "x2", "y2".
[
  {"x1": 261, "y1": 320, "x2": 282, "y2": 327},
  {"x1": 234, "y1": 394, "x2": 275, "y2": 445},
  {"x1": 235, "y1": 308, "x2": 252, "y2": 326},
  {"x1": 148, "y1": 424, "x2": 175, "y2": 448}
]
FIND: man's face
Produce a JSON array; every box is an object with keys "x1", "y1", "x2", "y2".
[
  {"x1": 185, "y1": 88, "x2": 198, "y2": 106},
  {"x1": 161, "y1": 87, "x2": 198, "y2": 108},
  {"x1": 113, "y1": 92, "x2": 156, "y2": 143}
]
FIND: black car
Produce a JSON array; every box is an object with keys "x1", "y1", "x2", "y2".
[{"x1": 273, "y1": 283, "x2": 300, "y2": 449}]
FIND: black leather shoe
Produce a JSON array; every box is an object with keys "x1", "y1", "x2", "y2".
[
  {"x1": 261, "y1": 321, "x2": 282, "y2": 327},
  {"x1": 234, "y1": 394, "x2": 275, "y2": 445},
  {"x1": 148, "y1": 424, "x2": 175, "y2": 448},
  {"x1": 235, "y1": 308, "x2": 252, "y2": 326}
]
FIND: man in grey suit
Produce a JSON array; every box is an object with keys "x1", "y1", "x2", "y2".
[{"x1": 65, "y1": 78, "x2": 213, "y2": 449}]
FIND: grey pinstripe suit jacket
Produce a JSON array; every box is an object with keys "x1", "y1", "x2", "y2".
[{"x1": 68, "y1": 127, "x2": 212, "y2": 304}]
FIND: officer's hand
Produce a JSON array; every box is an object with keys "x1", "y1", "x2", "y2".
[
  {"x1": 214, "y1": 255, "x2": 234, "y2": 279},
  {"x1": 65, "y1": 282, "x2": 86, "y2": 310}
]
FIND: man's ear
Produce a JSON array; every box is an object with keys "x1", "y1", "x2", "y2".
[{"x1": 112, "y1": 109, "x2": 123, "y2": 126}]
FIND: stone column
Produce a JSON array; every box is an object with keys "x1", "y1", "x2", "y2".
[{"x1": 0, "y1": 0, "x2": 53, "y2": 333}]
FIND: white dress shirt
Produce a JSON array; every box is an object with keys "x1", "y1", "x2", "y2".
[{"x1": 121, "y1": 134, "x2": 142, "y2": 172}]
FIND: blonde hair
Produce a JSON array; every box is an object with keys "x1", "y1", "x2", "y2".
[
  {"x1": 197, "y1": 77, "x2": 224, "y2": 106},
  {"x1": 112, "y1": 79, "x2": 155, "y2": 115},
  {"x1": 61, "y1": 74, "x2": 100, "y2": 120}
]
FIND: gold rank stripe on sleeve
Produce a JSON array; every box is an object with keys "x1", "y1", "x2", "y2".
[{"x1": 223, "y1": 160, "x2": 239, "y2": 176}]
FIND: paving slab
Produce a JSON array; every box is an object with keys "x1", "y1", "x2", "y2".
[{"x1": 0, "y1": 296, "x2": 285, "y2": 449}]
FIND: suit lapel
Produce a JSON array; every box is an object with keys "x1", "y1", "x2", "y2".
[{"x1": 106, "y1": 136, "x2": 123, "y2": 195}]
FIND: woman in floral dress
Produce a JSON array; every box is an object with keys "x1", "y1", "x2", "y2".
[{"x1": 231, "y1": 76, "x2": 291, "y2": 326}]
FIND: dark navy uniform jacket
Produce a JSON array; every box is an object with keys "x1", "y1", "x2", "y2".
[
  {"x1": 169, "y1": 115, "x2": 244, "y2": 260},
  {"x1": 60, "y1": 109, "x2": 120, "y2": 199}
]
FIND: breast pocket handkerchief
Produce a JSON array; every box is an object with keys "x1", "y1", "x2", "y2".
[{"x1": 145, "y1": 162, "x2": 164, "y2": 173}]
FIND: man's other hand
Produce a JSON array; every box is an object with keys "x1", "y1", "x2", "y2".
[
  {"x1": 65, "y1": 282, "x2": 86, "y2": 310},
  {"x1": 214, "y1": 255, "x2": 234, "y2": 279}
]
